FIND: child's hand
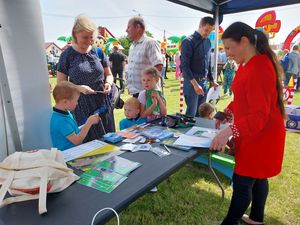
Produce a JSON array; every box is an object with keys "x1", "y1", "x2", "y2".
[
  {"x1": 87, "y1": 115, "x2": 101, "y2": 125},
  {"x1": 151, "y1": 91, "x2": 159, "y2": 104}
]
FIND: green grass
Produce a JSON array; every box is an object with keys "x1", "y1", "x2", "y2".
[{"x1": 50, "y1": 73, "x2": 300, "y2": 225}]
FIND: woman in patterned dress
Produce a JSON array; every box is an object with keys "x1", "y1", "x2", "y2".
[{"x1": 57, "y1": 15, "x2": 115, "y2": 142}]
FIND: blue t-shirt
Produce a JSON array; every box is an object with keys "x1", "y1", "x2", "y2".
[
  {"x1": 50, "y1": 108, "x2": 80, "y2": 151},
  {"x1": 119, "y1": 117, "x2": 147, "y2": 130}
]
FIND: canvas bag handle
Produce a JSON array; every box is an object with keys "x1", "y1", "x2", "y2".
[
  {"x1": 0, "y1": 150, "x2": 55, "y2": 214},
  {"x1": 0, "y1": 152, "x2": 21, "y2": 204}
]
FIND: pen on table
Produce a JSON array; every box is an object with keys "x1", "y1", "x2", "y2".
[{"x1": 163, "y1": 144, "x2": 171, "y2": 153}]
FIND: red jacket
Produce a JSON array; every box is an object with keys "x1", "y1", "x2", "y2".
[{"x1": 228, "y1": 54, "x2": 285, "y2": 178}]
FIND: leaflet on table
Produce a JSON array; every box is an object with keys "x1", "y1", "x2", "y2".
[
  {"x1": 62, "y1": 140, "x2": 119, "y2": 162},
  {"x1": 139, "y1": 124, "x2": 174, "y2": 140},
  {"x1": 120, "y1": 143, "x2": 152, "y2": 152},
  {"x1": 77, "y1": 156, "x2": 142, "y2": 193},
  {"x1": 67, "y1": 150, "x2": 122, "y2": 171},
  {"x1": 173, "y1": 126, "x2": 218, "y2": 148}
]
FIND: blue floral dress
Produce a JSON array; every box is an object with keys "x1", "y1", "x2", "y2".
[{"x1": 58, "y1": 46, "x2": 115, "y2": 141}]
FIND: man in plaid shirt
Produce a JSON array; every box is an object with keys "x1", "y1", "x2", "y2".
[{"x1": 126, "y1": 16, "x2": 163, "y2": 97}]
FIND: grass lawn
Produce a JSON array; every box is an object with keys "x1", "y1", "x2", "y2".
[{"x1": 49, "y1": 73, "x2": 300, "y2": 225}]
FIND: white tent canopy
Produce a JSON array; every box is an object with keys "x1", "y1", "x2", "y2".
[{"x1": 0, "y1": 0, "x2": 52, "y2": 160}]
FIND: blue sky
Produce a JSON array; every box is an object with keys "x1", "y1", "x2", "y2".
[{"x1": 40, "y1": 0, "x2": 300, "y2": 47}]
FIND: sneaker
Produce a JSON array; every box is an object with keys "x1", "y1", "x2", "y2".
[
  {"x1": 149, "y1": 186, "x2": 158, "y2": 192},
  {"x1": 241, "y1": 214, "x2": 264, "y2": 224}
]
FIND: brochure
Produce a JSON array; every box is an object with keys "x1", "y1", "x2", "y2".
[
  {"x1": 78, "y1": 156, "x2": 142, "y2": 193},
  {"x1": 161, "y1": 138, "x2": 192, "y2": 151},
  {"x1": 174, "y1": 126, "x2": 218, "y2": 148},
  {"x1": 67, "y1": 150, "x2": 122, "y2": 171},
  {"x1": 62, "y1": 140, "x2": 119, "y2": 162}
]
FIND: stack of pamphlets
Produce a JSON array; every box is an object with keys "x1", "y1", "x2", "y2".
[
  {"x1": 174, "y1": 126, "x2": 218, "y2": 148},
  {"x1": 78, "y1": 156, "x2": 142, "y2": 193}
]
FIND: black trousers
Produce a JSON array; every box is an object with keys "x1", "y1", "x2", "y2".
[
  {"x1": 221, "y1": 173, "x2": 268, "y2": 225},
  {"x1": 112, "y1": 68, "x2": 124, "y2": 90}
]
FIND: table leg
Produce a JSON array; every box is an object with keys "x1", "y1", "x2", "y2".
[{"x1": 208, "y1": 152, "x2": 225, "y2": 199}]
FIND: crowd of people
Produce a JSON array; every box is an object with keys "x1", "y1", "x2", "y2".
[{"x1": 49, "y1": 14, "x2": 292, "y2": 225}]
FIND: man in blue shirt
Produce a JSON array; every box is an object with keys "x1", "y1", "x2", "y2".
[{"x1": 181, "y1": 17, "x2": 218, "y2": 117}]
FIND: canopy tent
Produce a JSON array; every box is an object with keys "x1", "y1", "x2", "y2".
[
  {"x1": 167, "y1": 0, "x2": 300, "y2": 79},
  {"x1": 167, "y1": 0, "x2": 300, "y2": 15},
  {"x1": 1, "y1": 0, "x2": 300, "y2": 160}
]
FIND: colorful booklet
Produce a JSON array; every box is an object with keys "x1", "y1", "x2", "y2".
[
  {"x1": 77, "y1": 156, "x2": 142, "y2": 193},
  {"x1": 67, "y1": 150, "x2": 122, "y2": 172},
  {"x1": 62, "y1": 140, "x2": 119, "y2": 162}
]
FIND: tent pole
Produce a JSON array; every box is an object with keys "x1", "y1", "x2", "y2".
[
  {"x1": 213, "y1": 5, "x2": 219, "y2": 81},
  {"x1": 0, "y1": 34, "x2": 22, "y2": 152}
]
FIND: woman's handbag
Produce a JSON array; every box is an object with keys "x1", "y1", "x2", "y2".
[{"x1": 0, "y1": 149, "x2": 79, "y2": 214}]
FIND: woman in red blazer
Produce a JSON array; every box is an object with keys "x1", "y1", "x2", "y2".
[{"x1": 210, "y1": 22, "x2": 286, "y2": 225}]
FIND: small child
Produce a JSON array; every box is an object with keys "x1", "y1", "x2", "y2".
[
  {"x1": 50, "y1": 81, "x2": 100, "y2": 151},
  {"x1": 119, "y1": 97, "x2": 147, "y2": 130},
  {"x1": 198, "y1": 102, "x2": 215, "y2": 119},
  {"x1": 223, "y1": 56, "x2": 237, "y2": 96},
  {"x1": 138, "y1": 67, "x2": 167, "y2": 121}
]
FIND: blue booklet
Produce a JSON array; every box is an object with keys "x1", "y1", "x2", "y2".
[{"x1": 140, "y1": 125, "x2": 174, "y2": 140}]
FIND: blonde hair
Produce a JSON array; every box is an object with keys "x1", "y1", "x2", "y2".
[
  {"x1": 72, "y1": 15, "x2": 97, "y2": 44},
  {"x1": 124, "y1": 97, "x2": 140, "y2": 109},
  {"x1": 53, "y1": 81, "x2": 80, "y2": 103},
  {"x1": 143, "y1": 67, "x2": 160, "y2": 81},
  {"x1": 198, "y1": 102, "x2": 215, "y2": 118}
]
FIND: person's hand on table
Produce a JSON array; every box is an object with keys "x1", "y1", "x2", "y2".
[{"x1": 210, "y1": 126, "x2": 232, "y2": 152}]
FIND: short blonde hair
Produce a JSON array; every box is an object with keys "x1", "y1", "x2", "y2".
[
  {"x1": 124, "y1": 97, "x2": 140, "y2": 109},
  {"x1": 198, "y1": 102, "x2": 215, "y2": 118},
  {"x1": 53, "y1": 81, "x2": 80, "y2": 103},
  {"x1": 72, "y1": 15, "x2": 97, "y2": 44}
]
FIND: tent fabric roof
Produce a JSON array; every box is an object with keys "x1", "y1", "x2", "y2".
[{"x1": 167, "y1": 0, "x2": 300, "y2": 15}]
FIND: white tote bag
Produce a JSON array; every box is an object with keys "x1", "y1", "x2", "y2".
[{"x1": 0, "y1": 149, "x2": 79, "y2": 214}]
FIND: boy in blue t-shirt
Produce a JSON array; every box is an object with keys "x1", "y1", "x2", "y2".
[
  {"x1": 50, "y1": 81, "x2": 100, "y2": 150},
  {"x1": 119, "y1": 97, "x2": 146, "y2": 130}
]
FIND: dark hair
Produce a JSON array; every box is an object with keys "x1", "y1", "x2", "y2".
[
  {"x1": 200, "y1": 17, "x2": 215, "y2": 27},
  {"x1": 292, "y1": 45, "x2": 299, "y2": 51},
  {"x1": 131, "y1": 16, "x2": 145, "y2": 31},
  {"x1": 222, "y1": 22, "x2": 285, "y2": 117}
]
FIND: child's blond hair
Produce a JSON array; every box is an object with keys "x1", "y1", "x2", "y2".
[
  {"x1": 143, "y1": 67, "x2": 160, "y2": 81},
  {"x1": 52, "y1": 81, "x2": 80, "y2": 103},
  {"x1": 198, "y1": 102, "x2": 215, "y2": 118},
  {"x1": 124, "y1": 97, "x2": 140, "y2": 109}
]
